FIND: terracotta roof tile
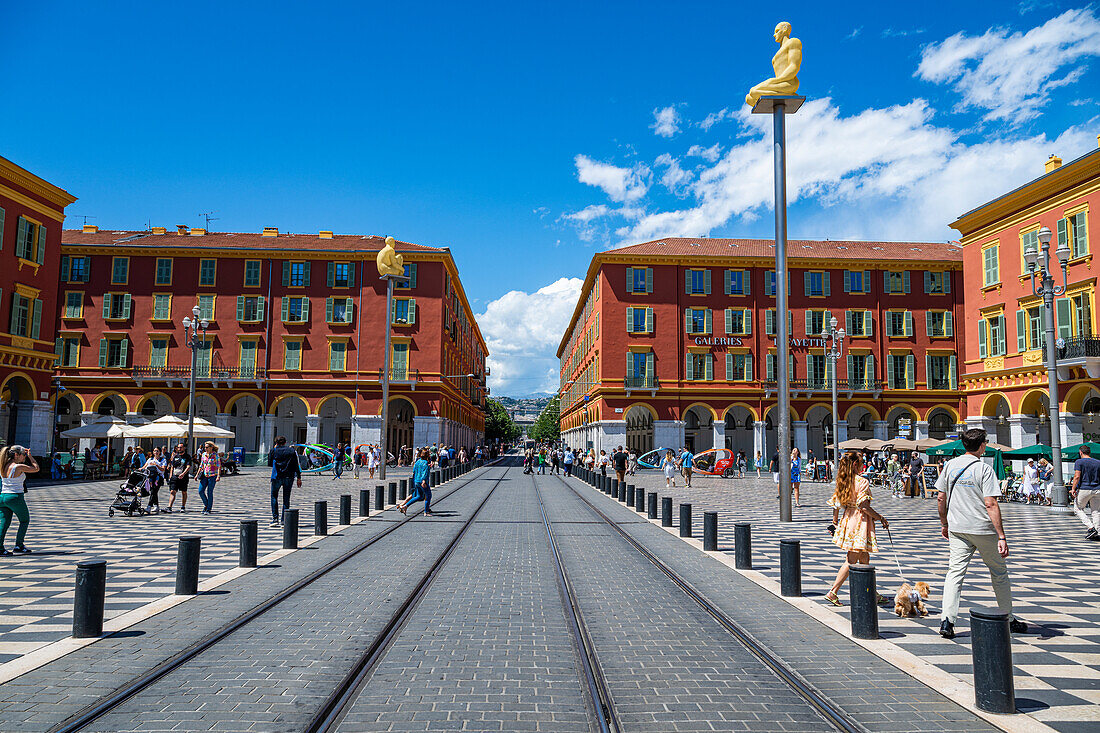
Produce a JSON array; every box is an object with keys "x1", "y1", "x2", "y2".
[
  {"x1": 605, "y1": 237, "x2": 962, "y2": 261},
  {"x1": 61, "y1": 229, "x2": 445, "y2": 253}
]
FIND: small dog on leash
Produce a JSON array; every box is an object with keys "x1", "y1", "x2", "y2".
[{"x1": 894, "y1": 581, "x2": 931, "y2": 617}]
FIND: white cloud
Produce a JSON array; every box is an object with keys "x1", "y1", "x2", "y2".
[
  {"x1": 917, "y1": 8, "x2": 1100, "y2": 122},
  {"x1": 698, "y1": 108, "x2": 731, "y2": 130},
  {"x1": 574, "y1": 154, "x2": 649, "y2": 203},
  {"x1": 686, "y1": 143, "x2": 722, "y2": 162},
  {"x1": 651, "y1": 105, "x2": 681, "y2": 137},
  {"x1": 560, "y1": 204, "x2": 611, "y2": 242},
  {"x1": 477, "y1": 278, "x2": 584, "y2": 396},
  {"x1": 654, "y1": 153, "x2": 693, "y2": 195}
]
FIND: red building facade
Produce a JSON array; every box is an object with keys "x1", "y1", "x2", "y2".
[
  {"x1": 0, "y1": 157, "x2": 76, "y2": 454},
  {"x1": 952, "y1": 146, "x2": 1099, "y2": 450},
  {"x1": 56, "y1": 226, "x2": 488, "y2": 456},
  {"x1": 557, "y1": 238, "x2": 964, "y2": 458}
]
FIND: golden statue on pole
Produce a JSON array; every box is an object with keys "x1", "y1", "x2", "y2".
[
  {"x1": 376, "y1": 235, "x2": 405, "y2": 278},
  {"x1": 745, "y1": 21, "x2": 802, "y2": 107}
]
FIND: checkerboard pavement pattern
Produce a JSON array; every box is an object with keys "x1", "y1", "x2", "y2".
[
  {"x1": 614, "y1": 469, "x2": 1100, "y2": 733},
  {"x1": 0, "y1": 467, "x2": 413, "y2": 668}
]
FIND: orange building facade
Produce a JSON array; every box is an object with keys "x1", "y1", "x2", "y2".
[
  {"x1": 0, "y1": 157, "x2": 76, "y2": 454},
  {"x1": 557, "y1": 238, "x2": 966, "y2": 458},
  {"x1": 952, "y1": 146, "x2": 1099, "y2": 450},
  {"x1": 56, "y1": 226, "x2": 488, "y2": 457}
]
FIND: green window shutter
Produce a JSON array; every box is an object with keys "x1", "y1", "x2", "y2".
[
  {"x1": 803, "y1": 271, "x2": 810, "y2": 296},
  {"x1": 906, "y1": 354, "x2": 916, "y2": 389},
  {"x1": 645, "y1": 267, "x2": 653, "y2": 293},
  {"x1": 327, "y1": 262, "x2": 334, "y2": 288},
  {"x1": 30, "y1": 299, "x2": 42, "y2": 340},
  {"x1": 766, "y1": 309, "x2": 775, "y2": 335},
  {"x1": 924, "y1": 271, "x2": 931, "y2": 293},
  {"x1": 646, "y1": 352, "x2": 654, "y2": 382},
  {"x1": 119, "y1": 338, "x2": 129, "y2": 367},
  {"x1": 944, "y1": 271, "x2": 951, "y2": 293},
  {"x1": 804, "y1": 310, "x2": 812, "y2": 336},
  {"x1": 926, "y1": 310, "x2": 933, "y2": 337},
  {"x1": 726, "y1": 353, "x2": 733, "y2": 381},
  {"x1": 684, "y1": 308, "x2": 692, "y2": 334},
  {"x1": 347, "y1": 262, "x2": 356, "y2": 288},
  {"x1": 282, "y1": 261, "x2": 290, "y2": 287},
  {"x1": 237, "y1": 296, "x2": 246, "y2": 321},
  {"x1": 646, "y1": 307, "x2": 653, "y2": 333},
  {"x1": 408, "y1": 299, "x2": 416, "y2": 324},
  {"x1": 122, "y1": 293, "x2": 132, "y2": 319},
  {"x1": 103, "y1": 293, "x2": 111, "y2": 319},
  {"x1": 904, "y1": 311, "x2": 913, "y2": 337},
  {"x1": 883, "y1": 270, "x2": 890, "y2": 291},
  {"x1": 410, "y1": 263, "x2": 418, "y2": 288},
  {"x1": 325, "y1": 297, "x2": 334, "y2": 323},
  {"x1": 845, "y1": 310, "x2": 853, "y2": 334},
  {"x1": 864, "y1": 311, "x2": 873, "y2": 337},
  {"x1": 685, "y1": 270, "x2": 691, "y2": 294},
  {"x1": 55, "y1": 337, "x2": 63, "y2": 359},
  {"x1": 745, "y1": 354, "x2": 753, "y2": 381},
  {"x1": 903, "y1": 271, "x2": 911, "y2": 294},
  {"x1": 949, "y1": 355, "x2": 958, "y2": 389},
  {"x1": 626, "y1": 268, "x2": 634, "y2": 293},
  {"x1": 704, "y1": 308, "x2": 712, "y2": 335},
  {"x1": 823, "y1": 310, "x2": 831, "y2": 332},
  {"x1": 866, "y1": 354, "x2": 874, "y2": 384},
  {"x1": 82, "y1": 258, "x2": 90, "y2": 282},
  {"x1": 626, "y1": 352, "x2": 635, "y2": 379},
  {"x1": 36, "y1": 224, "x2": 46, "y2": 264},
  {"x1": 766, "y1": 353, "x2": 776, "y2": 381},
  {"x1": 887, "y1": 355, "x2": 896, "y2": 387},
  {"x1": 846, "y1": 354, "x2": 854, "y2": 385},
  {"x1": 704, "y1": 354, "x2": 713, "y2": 381},
  {"x1": 1057, "y1": 218, "x2": 1068, "y2": 250},
  {"x1": 725, "y1": 308, "x2": 733, "y2": 335},
  {"x1": 704, "y1": 269, "x2": 711, "y2": 295},
  {"x1": 626, "y1": 307, "x2": 634, "y2": 332},
  {"x1": 302, "y1": 262, "x2": 311, "y2": 287},
  {"x1": 766, "y1": 271, "x2": 774, "y2": 296},
  {"x1": 823, "y1": 272, "x2": 831, "y2": 296},
  {"x1": 945, "y1": 311, "x2": 953, "y2": 337},
  {"x1": 996, "y1": 315, "x2": 1007, "y2": 355},
  {"x1": 1056, "y1": 297, "x2": 1073, "y2": 340},
  {"x1": 978, "y1": 319, "x2": 988, "y2": 358},
  {"x1": 1016, "y1": 310, "x2": 1026, "y2": 351},
  {"x1": 61, "y1": 255, "x2": 70, "y2": 282},
  {"x1": 724, "y1": 269, "x2": 732, "y2": 295},
  {"x1": 744, "y1": 309, "x2": 752, "y2": 335},
  {"x1": 926, "y1": 354, "x2": 932, "y2": 389},
  {"x1": 743, "y1": 271, "x2": 750, "y2": 296},
  {"x1": 99, "y1": 339, "x2": 108, "y2": 368},
  {"x1": 0, "y1": 207, "x2": 4, "y2": 249},
  {"x1": 280, "y1": 297, "x2": 288, "y2": 322},
  {"x1": 344, "y1": 298, "x2": 353, "y2": 323},
  {"x1": 685, "y1": 352, "x2": 693, "y2": 381},
  {"x1": 257, "y1": 296, "x2": 266, "y2": 322},
  {"x1": 789, "y1": 354, "x2": 796, "y2": 379},
  {"x1": 1073, "y1": 212, "x2": 1088, "y2": 257},
  {"x1": 843, "y1": 270, "x2": 851, "y2": 293},
  {"x1": 14, "y1": 217, "x2": 26, "y2": 259},
  {"x1": 301, "y1": 297, "x2": 310, "y2": 322}
]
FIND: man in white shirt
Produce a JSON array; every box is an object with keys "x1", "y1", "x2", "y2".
[{"x1": 935, "y1": 428, "x2": 1026, "y2": 639}]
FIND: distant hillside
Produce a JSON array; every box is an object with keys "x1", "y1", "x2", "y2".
[{"x1": 498, "y1": 395, "x2": 553, "y2": 414}]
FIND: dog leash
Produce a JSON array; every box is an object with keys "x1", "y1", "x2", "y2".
[{"x1": 884, "y1": 525, "x2": 908, "y2": 583}]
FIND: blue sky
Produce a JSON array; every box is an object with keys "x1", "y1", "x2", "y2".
[{"x1": 5, "y1": 1, "x2": 1100, "y2": 396}]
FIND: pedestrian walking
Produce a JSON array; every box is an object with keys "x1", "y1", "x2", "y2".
[
  {"x1": 769, "y1": 450, "x2": 779, "y2": 493},
  {"x1": 737, "y1": 451, "x2": 747, "y2": 479},
  {"x1": 824, "y1": 451, "x2": 888, "y2": 606},
  {"x1": 142, "y1": 447, "x2": 165, "y2": 513},
  {"x1": 333, "y1": 442, "x2": 345, "y2": 480},
  {"x1": 661, "y1": 449, "x2": 677, "y2": 488},
  {"x1": 628, "y1": 449, "x2": 638, "y2": 476},
  {"x1": 353, "y1": 447, "x2": 363, "y2": 479},
  {"x1": 366, "y1": 444, "x2": 378, "y2": 479},
  {"x1": 398, "y1": 448, "x2": 434, "y2": 516},
  {"x1": 164, "y1": 443, "x2": 191, "y2": 513},
  {"x1": 935, "y1": 428, "x2": 1026, "y2": 639},
  {"x1": 598, "y1": 450, "x2": 609, "y2": 477},
  {"x1": 268, "y1": 436, "x2": 302, "y2": 527},
  {"x1": 197, "y1": 442, "x2": 220, "y2": 515},
  {"x1": 1022, "y1": 458, "x2": 1041, "y2": 504},
  {"x1": 563, "y1": 448, "x2": 574, "y2": 476},
  {"x1": 1071, "y1": 444, "x2": 1100, "y2": 540},
  {"x1": 680, "y1": 446, "x2": 694, "y2": 488},
  {"x1": 1038, "y1": 457, "x2": 1053, "y2": 505},
  {"x1": 0, "y1": 446, "x2": 37, "y2": 555},
  {"x1": 791, "y1": 448, "x2": 802, "y2": 507},
  {"x1": 612, "y1": 446, "x2": 628, "y2": 484},
  {"x1": 909, "y1": 451, "x2": 926, "y2": 498},
  {"x1": 754, "y1": 450, "x2": 764, "y2": 478}
]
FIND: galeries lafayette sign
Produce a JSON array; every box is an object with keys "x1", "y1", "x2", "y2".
[{"x1": 691, "y1": 337, "x2": 827, "y2": 349}]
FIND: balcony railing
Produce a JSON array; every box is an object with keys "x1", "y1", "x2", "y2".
[
  {"x1": 133, "y1": 365, "x2": 267, "y2": 382},
  {"x1": 1059, "y1": 335, "x2": 1100, "y2": 359},
  {"x1": 765, "y1": 378, "x2": 882, "y2": 392},
  {"x1": 624, "y1": 376, "x2": 660, "y2": 395}
]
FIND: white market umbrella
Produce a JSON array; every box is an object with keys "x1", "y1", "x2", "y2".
[
  {"x1": 127, "y1": 414, "x2": 234, "y2": 439},
  {"x1": 60, "y1": 414, "x2": 135, "y2": 439}
]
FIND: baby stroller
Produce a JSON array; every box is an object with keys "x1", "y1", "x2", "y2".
[{"x1": 110, "y1": 469, "x2": 151, "y2": 517}]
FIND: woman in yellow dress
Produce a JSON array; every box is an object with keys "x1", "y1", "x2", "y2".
[{"x1": 824, "y1": 451, "x2": 889, "y2": 606}]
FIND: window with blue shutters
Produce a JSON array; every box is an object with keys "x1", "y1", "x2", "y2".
[
  {"x1": 155, "y1": 258, "x2": 173, "y2": 285},
  {"x1": 198, "y1": 259, "x2": 217, "y2": 286},
  {"x1": 396, "y1": 263, "x2": 417, "y2": 289},
  {"x1": 244, "y1": 260, "x2": 261, "y2": 287},
  {"x1": 111, "y1": 257, "x2": 129, "y2": 285}
]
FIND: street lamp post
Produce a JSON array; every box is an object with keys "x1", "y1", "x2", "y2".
[
  {"x1": 48, "y1": 377, "x2": 66, "y2": 457},
  {"x1": 1023, "y1": 225, "x2": 1072, "y2": 512},
  {"x1": 828, "y1": 317, "x2": 845, "y2": 471},
  {"x1": 182, "y1": 306, "x2": 209, "y2": 456}
]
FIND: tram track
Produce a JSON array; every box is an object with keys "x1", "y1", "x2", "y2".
[
  {"x1": 47, "y1": 461, "x2": 509, "y2": 733},
  {"x1": 553, "y1": 472, "x2": 864, "y2": 733}
]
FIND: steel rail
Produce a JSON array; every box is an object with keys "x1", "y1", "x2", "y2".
[
  {"x1": 530, "y1": 473, "x2": 620, "y2": 733},
  {"x1": 49, "y1": 461, "x2": 506, "y2": 733},
  {"x1": 554, "y1": 474, "x2": 864, "y2": 733},
  {"x1": 303, "y1": 467, "x2": 508, "y2": 732}
]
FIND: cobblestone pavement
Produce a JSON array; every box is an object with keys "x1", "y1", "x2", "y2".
[
  {"x1": 0, "y1": 468, "x2": 414, "y2": 668},
  {"x1": 598, "y1": 467, "x2": 1100, "y2": 732}
]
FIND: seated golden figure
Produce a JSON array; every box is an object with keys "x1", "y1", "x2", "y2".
[
  {"x1": 745, "y1": 21, "x2": 802, "y2": 107},
  {"x1": 376, "y1": 235, "x2": 405, "y2": 278}
]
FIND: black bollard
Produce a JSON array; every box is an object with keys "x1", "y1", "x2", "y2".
[
  {"x1": 623, "y1": 484, "x2": 633, "y2": 504},
  {"x1": 648, "y1": 492, "x2": 658, "y2": 519},
  {"x1": 636, "y1": 487, "x2": 646, "y2": 513},
  {"x1": 971, "y1": 609, "x2": 1016, "y2": 714},
  {"x1": 779, "y1": 539, "x2": 801, "y2": 597},
  {"x1": 374, "y1": 485, "x2": 384, "y2": 511},
  {"x1": 314, "y1": 501, "x2": 328, "y2": 536},
  {"x1": 359, "y1": 488, "x2": 370, "y2": 517},
  {"x1": 679, "y1": 504, "x2": 692, "y2": 537},
  {"x1": 703, "y1": 512, "x2": 718, "y2": 551},
  {"x1": 175, "y1": 536, "x2": 201, "y2": 596},
  {"x1": 612, "y1": 479, "x2": 620, "y2": 499},
  {"x1": 734, "y1": 523, "x2": 752, "y2": 569},
  {"x1": 239, "y1": 520, "x2": 258, "y2": 568},
  {"x1": 661, "y1": 497, "x2": 673, "y2": 527},
  {"x1": 848, "y1": 564, "x2": 879, "y2": 640},
  {"x1": 399, "y1": 479, "x2": 408, "y2": 500},
  {"x1": 388, "y1": 482, "x2": 397, "y2": 505},
  {"x1": 72, "y1": 560, "x2": 106, "y2": 638},
  {"x1": 283, "y1": 509, "x2": 299, "y2": 549},
  {"x1": 339, "y1": 494, "x2": 351, "y2": 525}
]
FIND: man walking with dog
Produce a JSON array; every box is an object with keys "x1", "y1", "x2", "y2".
[{"x1": 935, "y1": 428, "x2": 1026, "y2": 639}]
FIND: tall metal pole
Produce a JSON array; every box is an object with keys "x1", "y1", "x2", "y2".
[
  {"x1": 830, "y1": 343, "x2": 839, "y2": 468},
  {"x1": 1041, "y1": 269, "x2": 1069, "y2": 510},
  {"x1": 773, "y1": 102, "x2": 792, "y2": 522},
  {"x1": 186, "y1": 329, "x2": 198, "y2": 456},
  {"x1": 379, "y1": 276, "x2": 395, "y2": 481}
]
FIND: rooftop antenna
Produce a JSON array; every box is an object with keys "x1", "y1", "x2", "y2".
[
  {"x1": 199, "y1": 211, "x2": 220, "y2": 231},
  {"x1": 78, "y1": 215, "x2": 96, "y2": 226}
]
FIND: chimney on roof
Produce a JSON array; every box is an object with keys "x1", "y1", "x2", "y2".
[
  {"x1": 151, "y1": 226, "x2": 167, "y2": 235},
  {"x1": 1045, "y1": 154, "x2": 1063, "y2": 173},
  {"x1": 262, "y1": 227, "x2": 279, "y2": 237},
  {"x1": 190, "y1": 228, "x2": 205, "y2": 236},
  {"x1": 176, "y1": 224, "x2": 189, "y2": 235},
  {"x1": 82, "y1": 224, "x2": 98, "y2": 234},
  {"x1": 318, "y1": 230, "x2": 333, "y2": 239}
]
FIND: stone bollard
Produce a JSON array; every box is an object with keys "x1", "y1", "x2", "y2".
[
  {"x1": 388, "y1": 482, "x2": 397, "y2": 506},
  {"x1": 611, "y1": 479, "x2": 619, "y2": 499},
  {"x1": 399, "y1": 479, "x2": 408, "y2": 500},
  {"x1": 780, "y1": 539, "x2": 801, "y2": 597},
  {"x1": 849, "y1": 564, "x2": 879, "y2": 639},
  {"x1": 175, "y1": 536, "x2": 201, "y2": 595},
  {"x1": 734, "y1": 523, "x2": 752, "y2": 569},
  {"x1": 679, "y1": 504, "x2": 692, "y2": 537},
  {"x1": 283, "y1": 509, "x2": 299, "y2": 549},
  {"x1": 648, "y1": 492, "x2": 658, "y2": 519},
  {"x1": 625, "y1": 484, "x2": 634, "y2": 505},
  {"x1": 971, "y1": 609, "x2": 1016, "y2": 714},
  {"x1": 72, "y1": 560, "x2": 107, "y2": 638},
  {"x1": 359, "y1": 488, "x2": 370, "y2": 517},
  {"x1": 314, "y1": 501, "x2": 328, "y2": 536},
  {"x1": 239, "y1": 520, "x2": 258, "y2": 568},
  {"x1": 661, "y1": 497, "x2": 673, "y2": 527},
  {"x1": 374, "y1": 485, "x2": 384, "y2": 511},
  {"x1": 703, "y1": 512, "x2": 718, "y2": 551},
  {"x1": 339, "y1": 494, "x2": 351, "y2": 525},
  {"x1": 635, "y1": 487, "x2": 646, "y2": 513}
]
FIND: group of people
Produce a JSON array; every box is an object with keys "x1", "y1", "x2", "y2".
[{"x1": 125, "y1": 442, "x2": 223, "y2": 515}]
